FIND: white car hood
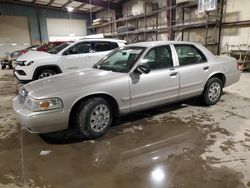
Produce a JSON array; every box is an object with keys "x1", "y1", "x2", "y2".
[{"x1": 17, "y1": 51, "x2": 54, "y2": 61}]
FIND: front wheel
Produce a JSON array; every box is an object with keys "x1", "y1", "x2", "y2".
[
  {"x1": 75, "y1": 98, "x2": 113, "y2": 139},
  {"x1": 37, "y1": 69, "x2": 56, "y2": 80},
  {"x1": 203, "y1": 77, "x2": 223, "y2": 105}
]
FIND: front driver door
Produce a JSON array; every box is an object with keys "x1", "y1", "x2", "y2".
[{"x1": 130, "y1": 45, "x2": 179, "y2": 112}]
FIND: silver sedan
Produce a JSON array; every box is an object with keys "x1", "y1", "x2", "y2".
[{"x1": 13, "y1": 41, "x2": 241, "y2": 138}]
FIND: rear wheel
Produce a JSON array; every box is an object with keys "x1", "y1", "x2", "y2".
[
  {"x1": 37, "y1": 69, "x2": 56, "y2": 80},
  {"x1": 75, "y1": 98, "x2": 113, "y2": 139},
  {"x1": 203, "y1": 77, "x2": 223, "y2": 105}
]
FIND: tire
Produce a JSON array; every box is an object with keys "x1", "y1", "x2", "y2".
[
  {"x1": 36, "y1": 69, "x2": 57, "y2": 80},
  {"x1": 203, "y1": 77, "x2": 223, "y2": 105},
  {"x1": 75, "y1": 98, "x2": 113, "y2": 139},
  {"x1": 1, "y1": 65, "x2": 6, "y2": 70},
  {"x1": 8, "y1": 62, "x2": 13, "y2": 69}
]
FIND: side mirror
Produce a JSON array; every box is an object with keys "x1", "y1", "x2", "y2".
[{"x1": 135, "y1": 64, "x2": 150, "y2": 74}]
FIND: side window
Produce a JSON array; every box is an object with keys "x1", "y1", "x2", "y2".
[
  {"x1": 67, "y1": 42, "x2": 93, "y2": 55},
  {"x1": 174, "y1": 44, "x2": 207, "y2": 66},
  {"x1": 141, "y1": 45, "x2": 173, "y2": 70},
  {"x1": 111, "y1": 42, "x2": 119, "y2": 49},
  {"x1": 95, "y1": 42, "x2": 115, "y2": 52}
]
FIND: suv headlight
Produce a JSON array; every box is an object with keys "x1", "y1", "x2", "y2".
[
  {"x1": 26, "y1": 61, "x2": 34, "y2": 66},
  {"x1": 25, "y1": 97, "x2": 63, "y2": 112},
  {"x1": 17, "y1": 61, "x2": 26, "y2": 66}
]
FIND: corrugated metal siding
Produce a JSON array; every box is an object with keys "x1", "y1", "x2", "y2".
[{"x1": 0, "y1": 3, "x2": 89, "y2": 42}]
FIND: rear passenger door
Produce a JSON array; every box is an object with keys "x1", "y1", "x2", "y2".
[
  {"x1": 174, "y1": 44, "x2": 210, "y2": 100},
  {"x1": 90, "y1": 41, "x2": 119, "y2": 63}
]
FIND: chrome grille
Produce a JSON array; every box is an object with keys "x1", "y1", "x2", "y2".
[{"x1": 18, "y1": 87, "x2": 28, "y2": 104}]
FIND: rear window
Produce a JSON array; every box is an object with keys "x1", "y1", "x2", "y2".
[
  {"x1": 47, "y1": 42, "x2": 72, "y2": 54},
  {"x1": 94, "y1": 41, "x2": 119, "y2": 52},
  {"x1": 174, "y1": 44, "x2": 207, "y2": 66}
]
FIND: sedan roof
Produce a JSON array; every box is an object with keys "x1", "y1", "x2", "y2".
[{"x1": 127, "y1": 41, "x2": 200, "y2": 48}]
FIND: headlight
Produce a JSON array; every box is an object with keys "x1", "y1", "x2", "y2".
[
  {"x1": 25, "y1": 97, "x2": 63, "y2": 112},
  {"x1": 17, "y1": 61, "x2": 26, "y2": 66},
  {"x1": 26, "y1": 61, "x2": 34, "y2": 66}
]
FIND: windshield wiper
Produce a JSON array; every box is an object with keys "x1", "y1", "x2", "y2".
[
  {"x1": 95, "y1": 65, "x2": 126, "y2": 73},
  {"x1": 98, "y1": 65, "x2": 114, "y2": 72}
]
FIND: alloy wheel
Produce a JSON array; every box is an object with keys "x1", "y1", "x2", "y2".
[{"x1": 89, "y1": 104, "x2": 110, "y2": 133}]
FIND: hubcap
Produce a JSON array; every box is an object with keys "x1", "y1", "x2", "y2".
[
  {"x1": 208, "y1": 82, "x2": 221, "y2": 102},
  {"x1": 90, "y1": 104, "x2": 110, "y2": 133},
  {"x1": 39, "y1": 72, "x2": 53, "y2": 79}
]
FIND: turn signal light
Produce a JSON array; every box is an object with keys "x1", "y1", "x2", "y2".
[{"x1": 39, "y1": 101, "x2": 50, "y2": 109}]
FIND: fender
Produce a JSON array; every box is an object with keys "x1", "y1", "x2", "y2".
[
  {"x1": 206, "y1": 71, "x2": 226, "y2": 87},
  {"x1": 32, "y1": 65, "x2": 63, "y2": 80}
]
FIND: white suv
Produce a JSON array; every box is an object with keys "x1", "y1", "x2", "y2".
[{"x1": 14, "y1": 38, "x2": 127, "y2": 82}]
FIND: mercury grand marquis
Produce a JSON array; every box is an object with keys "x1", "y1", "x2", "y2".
[{"x1": 13, "y1": 41, "x2": 241, "y2": 138}]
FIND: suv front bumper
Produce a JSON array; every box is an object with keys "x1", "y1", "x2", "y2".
[
  {"x1": 14, "y1": 66, "x2": 34, "y2": 81},
  {"x1": 13, "y1": 97, "x2": 70, "y2": 134}
]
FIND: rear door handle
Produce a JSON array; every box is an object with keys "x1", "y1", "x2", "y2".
[{"x1": 203, "y1": 66, "x2": 209, "y2": 71}]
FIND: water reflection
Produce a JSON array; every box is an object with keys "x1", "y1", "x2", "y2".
[{"x1": 151, "y1": 166, "x2": 166, "y2": 184}]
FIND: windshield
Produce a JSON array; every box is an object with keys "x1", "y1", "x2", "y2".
[
  {"x1": 47, "y1": 42, "x2": 72, "y2": 54},
  {"x1": 94, "y1": 46, "x2": 145, "y2": 73}
]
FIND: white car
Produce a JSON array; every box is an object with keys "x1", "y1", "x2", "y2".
[{"x1": 14, "y1": 38, "x2": 127, "y2": 82}]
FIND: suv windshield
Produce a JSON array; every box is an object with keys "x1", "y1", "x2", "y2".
[
  {"x1": 94, "y1": 46, "x2": 145, "y2": 73},
  {"x1": 47, "y1": 42, "x2": 72, "y2": 54}
]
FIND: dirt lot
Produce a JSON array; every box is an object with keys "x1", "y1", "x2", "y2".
[{"x1": 0, "y1": 70, "x2": 250, "y2": 188}]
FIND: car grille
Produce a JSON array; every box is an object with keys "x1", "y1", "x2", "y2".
[
  {"x1": 18, "y1": 87, "x2": 28, "y2": 104},
  {"x1": 16, "y1": 70, "x2": 27, "y2": 76}
]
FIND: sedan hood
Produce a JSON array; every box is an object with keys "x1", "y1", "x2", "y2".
[
  {"x1": 17, "y1": 50, "x2": 54, "y2": 61},
  {"x1": 25, "y1": 68, "x2": 124, "y2": 98}
]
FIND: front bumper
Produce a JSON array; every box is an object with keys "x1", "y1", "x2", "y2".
[
  {"x1": 12, "y1": 97, "x2": 70, "y2": 134},
  {"x1": 13, "y1": 70, "x2": 32, "y2": 83},
  {"x1": 13, "y1": 66, "x2": 34, "y2": 82}
]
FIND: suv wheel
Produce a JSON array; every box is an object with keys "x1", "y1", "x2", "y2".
[
  {"x1": 37, "y1": 69, "x2": 56, "y2": 80},
  {"x1": 203, "y1": 77, "x2": 223, "y2": 105},
  {"x1": 75, "y1": 98, "x2": 113, "y2": 139}
]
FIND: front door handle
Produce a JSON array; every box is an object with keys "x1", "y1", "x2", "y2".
[
  {"x1": 67, "y1": 67, "x2": 78, "y2": 70},
  {"x1": 170, "y1": 72, "x2": 178, "y2": 77},
  {"x1": 203, "y1": 66, "x2": 209, "y2": 71}
]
